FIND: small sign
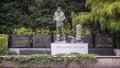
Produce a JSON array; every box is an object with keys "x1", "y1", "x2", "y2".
[
  {"x1": 96, "y1": 35, "x2": 113, "y2": 48},
  {"x1": 51, "y1": 43, "x2": 88, "y2": 56},
  {"x1": 33, "y1": 34, "x2": 51, "y2": 48},
  {"x1": 12, "y1": 34, "x2": 30, "y2": 48}
]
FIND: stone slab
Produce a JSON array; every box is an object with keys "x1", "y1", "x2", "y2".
[
  {"x1": 89, "y1": 48, "x2": 115, "y2": 56},
  {"x1": 9, "y1": 48, "x2": 115, "y2": 55},
  {"x1": 51, "y1": 43, "x2": 88, "y2": 56},
  {"x1": 95, "y1": 35, "x2": 113, "y2": 48},
  {"x1": 81, "y1": 35, "x2": 93, "y2": 48},
  {"x1": 33, "y1": 34, "x2": 51, "y2": 48},
  {"x1": 9, "y1": 48, "x2": 51, "y2": 55},
  {"x1": 114, "y1": 49, "x2": 120, "y2": 56},
  {"x1": 11, "y1": 34, "x2": 30, "y2": 48}
]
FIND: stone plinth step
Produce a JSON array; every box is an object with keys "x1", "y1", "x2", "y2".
[
  {"x1": 9, "y1": 48, "x2": 51, "y2": 55},
  {"x1": 89, "y1": 48, "x2": 115, "y2": 56},
  {"x1": 9, "y1": 48, "x2": 115, "y2": 56}
]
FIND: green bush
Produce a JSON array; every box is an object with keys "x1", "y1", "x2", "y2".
[
  {"x1": 64, "y1": 28, "x2": 76, "y2": 35},
  {"x1": 0, "y1": 34, "x2": 8, "y2": 55},
  {"x1": 13, "y1": 27, "x2": 34, "y2": 35},
  {"x1": 35, "y1": 28, "x2": 76, "y2": 35},
  {"x1": 0, "y1": 54, "x2": 97, "y2": 64},
  {"x1": 35, "y1": 28, "x2": 51, "y2": 35},
  {"x1": 61, "y1": 54, "x2": 97, "y2": 64}
]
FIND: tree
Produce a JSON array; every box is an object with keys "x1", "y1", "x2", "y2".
[
  {"x1": 0, "y1": 0, "x2": 86, "y2": 34},
  {"x1": 72, "y1": 0, "x2": 120, "y2": 33},
  {"x1": 0, "y1": 0, "x2": 33, "y2": 34},
  {"x1": 71, "y1": 0, "x2": 120, "y2": 48}
]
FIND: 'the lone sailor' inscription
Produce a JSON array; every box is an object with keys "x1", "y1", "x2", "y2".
[{"x1": 51, "y1": 43, "x2": 88, "y2": 56}]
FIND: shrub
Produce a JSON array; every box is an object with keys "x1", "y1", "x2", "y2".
[
  {"x1": 0, "y1": 54, "x2": 97, "y2": 64},
  {"x1": 64, "y1": 28, "x2": 75, "y2": 35},
  {"x1": 35, "y1": 27, "x2": 76, "y2": 35},
  {"x1": 61, "y1": 54, "x2": 97, "y2": 64},
  {"x1": 13, "y1": 27, "x2": 34, "y2": 35},
  {"x1": 35, "y1": 28, "x2": 51, "y2": 35},
  {"x1": 0, "y1": 34, "x2": 8, "y2": 55}
]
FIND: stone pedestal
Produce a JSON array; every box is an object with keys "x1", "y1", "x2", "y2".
[
  {"x1": 53, "y1": 34, "x2": 67, "y2": 42},
  {"x1": 51, "y1": 43, "x2": 88, "y2": 56}
]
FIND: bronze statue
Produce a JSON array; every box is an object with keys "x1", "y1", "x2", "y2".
[{"x1": 53, "y1": 7, "x2": 66, "y2": 41}]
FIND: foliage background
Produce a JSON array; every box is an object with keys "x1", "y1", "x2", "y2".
[
  {"x1": 0, "y1": 0, "x2": 86, "y2": 34},
  {"x1": 71, "y1": 0, "x2": 120, "y2": 48},
  {"x1": 0, "y1": 34, "x2": 8, "y2": 55},
  {"x1": 0, "y1": 0, "x2": 120, "y2": 48}
]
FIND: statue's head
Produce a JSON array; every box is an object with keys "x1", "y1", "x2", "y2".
[{"x1": 57, "y1": 7, "x2": 61, "y2": 12}]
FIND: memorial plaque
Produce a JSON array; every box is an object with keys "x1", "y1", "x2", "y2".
[
  {"x1": 51, "y1": 43, "x2": 88, "y2": 56},
  {"x1": 95, "y1": 35, "x2": 113, "y2": 48},
  {"x1": 81, "y1": 35, "x2": 93, "y2": 48},
  {"x1": 33, "y1": 34, "x2": 51, "y2": 48},
  {"x1": 12, "y1": 34, "x2": 30, "y2": 48}
]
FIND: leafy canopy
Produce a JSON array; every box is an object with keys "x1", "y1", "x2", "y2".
[
  {"x1": 0, "y1": 0, "x2": 85, "y2": 34},
  {"x1": 72, "y1": 0, "x2": 120, "y2": 33}
]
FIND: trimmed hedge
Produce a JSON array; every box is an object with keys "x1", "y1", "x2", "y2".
[
  {"x1": 0, "y1": 54, "x2": 97, "y2": 64},
  {"x1": 0, "y1": 34, "x2": 8, "y2": 55}
]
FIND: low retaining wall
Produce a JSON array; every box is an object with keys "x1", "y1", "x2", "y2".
[
  {"x1": 1, "y1": 56, "x2": 120, "y2": 68},
  {"x1": 93, "y1": 56, "x2": 120, "y2": 68},
  {"x1": 9, "y1": 48, "x2": 115, "y2": 56}
]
